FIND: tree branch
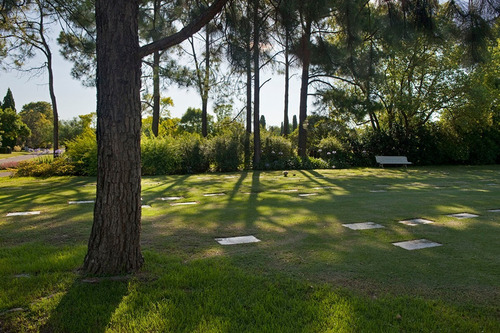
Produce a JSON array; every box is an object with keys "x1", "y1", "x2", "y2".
[{"x1": 138, "y1": 0, "x2": 228, "y2": 58}]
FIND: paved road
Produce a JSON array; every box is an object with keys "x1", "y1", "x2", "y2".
[{"x1": 0, "y1": 153, "x2": 47, "y2": 177}]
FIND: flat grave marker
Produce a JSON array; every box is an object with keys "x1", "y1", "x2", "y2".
[
  {"x1": 68, "y1": 200, "x2": 94, "y2": 205},
  {"x1": 487, "y1": 209, "x2": 500, "y2": 213},
  {"x1": 342, "y1": 222, "x2": 385, "y2": 230},
  {"x1": 215, "y1": 235, "x2": 261, "y2": 245},
  {"x1": 393, "y1": 239, "x2": 442, "y2": 250},
  {"x1": 6, "y1": 211, "x2": 41, "y2": 217},
  {"x1": 170, "y1": 202, "x2": 199, "y2": 206},
  {"x1": 160, "y1": 196, "x2": 184, "y2": 201},
  {"x1": 298, "y1": 193, "x2": 318, "y2": 197},
  {"x1": 203, "y1": 193, "x2": 226, "y2": 197},
  {"x1": 399, "y1": 218, "x2": 434, "y2": 226},
  {"x1": 447, "y1": 213, "x2": 479, "y2": 219}
]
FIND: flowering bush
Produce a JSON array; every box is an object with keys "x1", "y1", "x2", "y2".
[
  {"x1": 317, "y1": 136, "x2": 350, "y2": 168},
  {"x1": 257, "y1": 134, "x2": 296, "y2": 170}
]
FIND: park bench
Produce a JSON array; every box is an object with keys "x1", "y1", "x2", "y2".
[{"x1": 375, "y1": 156, "x2": 412, "y2": 168}]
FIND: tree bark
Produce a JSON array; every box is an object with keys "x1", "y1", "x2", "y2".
[
  {"x1": 201, "y1": 27, "x2": 210, "y2": 137},
  {"x1": 252, "y1": 0, "x2": 261, "y2": 167},
  {"x1": 244, "y1": 0, "x2": 252, "y2": 169},
  {"x1": 298, "y1": 20, "x2": 311, "y2": 158},
  {"x1": 152, "y1": 50, "x2": 160, "y2": 137},
  {"x1": 83, "y1": 0, "x2": 143, "y2": 275},
  {"x1": 283, "y1": 28, "x2": 290, "y2": 138}
]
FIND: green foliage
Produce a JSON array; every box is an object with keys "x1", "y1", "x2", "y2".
[
  {"x1": 59, "y1": 117, "x2": 86, "y2": 145},
  {"x1": 176, "y1": 133, "x2": 209, "y2": 174},
  {"x1": 258, "y1": 132, "x2": 295, "y2": 170},
  {"x1": 20, "y1": 102, "x2": 53, "y2": 148},
  {"x1": 179, "y1": 107, "x2": 213, "y2": 134},
  {"x1": 206, "y1": 131, "x2": 243, "y2": 172},
  {"x1": 141, "y1": 133, "x2": 209, "y2": 175},
  {"x1": 2, "y1": 88, "x2": 16, "y2": 111},
  {"x1": 141, "y1": 135, "x2": 181, "y2": 175},
  {"x1": 292, "y1": 115, "x2": 298, "y2": 131},
  {"x1": 15, "y1": 156, "x2": 76, "y2": 177},
  {"x1": 259, "y1": 115, "x2": 266, "y2": 129},
  {"x1": 64, "y1": 129, "x2": 98, "y2": 176},
  {"x1": 0, "y1": 107, "x2": 31, "y2": 148},
  {"x1": 316, "y1": 136, "x2": 349, "y2": 168}
]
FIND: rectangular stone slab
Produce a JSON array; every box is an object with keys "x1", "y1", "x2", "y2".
[
  {"x1": 160, "y1": 196, "x2": 183, "y2": 201},
  {"x1": 447, "y1": 213, "x2": 479, "y2": 219},
  {"x1": 170, "y1": 202, "x2": 199, "y2": 206},
  {"x1": 487, "y1": 209, "x2": 500, "y2": 213},
  {"x1": 399, "y1": 218, "x2": 434, "y2": 226},
  {"x1": 203, "y1": 193, "x2": 226, "y2": 197},
  {"x1": 215, "y1": 235, "x2": 261, "y2": 245},
  {"x1": 298, "y1": 193, "x2": 318, "y2": 197},
  {"x1": 68, "y1": 200, "x2": 94, "y2": 204},
  {"x1": 342, "y1": 222, "x2": 385, "y2": 230},
  {"x1": 6, "y1": 211, "x2": 41, "y2": 217},
  {"x1": 393, "y1": 239, "x2": 442, "y2": 250}
]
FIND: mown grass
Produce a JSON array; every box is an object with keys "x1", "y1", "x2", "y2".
[{"x1": 0, "y1": 166, "x2": 499, "y2": 332}]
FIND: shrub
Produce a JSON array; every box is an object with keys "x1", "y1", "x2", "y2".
[
  {"x1": 176, "y1": 134, "x2": 209, "y2": 174},
  {"x1": 15, "y1": 156, "x2": 75, "y2": 177},
  {"x1": 13, "y1": 145, "x2": 22, "y2": 152},
  {"x1": 206, "y1": 132, "x2": 243, "y2": 172},
  {"x1": 316, "y1": 136, "x2": 350, "y2": 168},
  {"x1": 141, "y1": 135, "x2": 181, "y2": 175},
  {"x1": 257, "y1": 134, "x2": 295, "y2": 170},
  {"x1": 0, "y1": 146, "x2": 12, "y2": 154},
  {"x1": 300, "y1": 156, "x2": 330, "y2": 169},
  {"x1": 65, "y1": 129, "x2": 98, "y2": 176}
]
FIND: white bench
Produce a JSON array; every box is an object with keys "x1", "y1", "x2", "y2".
[{"x1": 375, "y1": 156, "x2": 412, "y2": 168}]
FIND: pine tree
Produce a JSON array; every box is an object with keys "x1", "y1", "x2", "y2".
[
  {"x1": 292, "y1": 114, "x2": 298, "y2": 131},
  {"x1": 2, "y1": 88, "x2": 16, "y2": 112}
]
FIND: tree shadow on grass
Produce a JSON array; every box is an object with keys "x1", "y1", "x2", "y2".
[{"x1": 40, "y1": 279, "x2": 129, "y2": 333}]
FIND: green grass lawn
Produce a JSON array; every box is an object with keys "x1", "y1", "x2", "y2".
[{"x1": 0, "y1": 166, "x2": 499, "y2": 332}]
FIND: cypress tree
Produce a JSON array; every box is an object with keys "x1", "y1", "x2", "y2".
[{"x1": 2, "y1": 88, "x2": 16, "y2": 112}]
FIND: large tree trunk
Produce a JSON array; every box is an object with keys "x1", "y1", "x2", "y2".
[
  {"x1": 283, "y1": 28, "x2": 290, "y2": 138},
  {"x1": 201, "y1": 27, "x2": 210, "y2": 137},
  {"x1": 83, "y1": 0, "x2": 143, "y2": 275},
  {"x1": 298, "y1": 20, "x2": 311, "y2": 158},
  {"x1": 244, "y1": 0, "x2": 252, "y2": 169},
  {"x1": 252, "y1": 0, "x2": 261, "y2": 167},
  {"x1": 151, "y1": 0, "x2": 161, "y2": 137},
  {"x1": 152, "y1": 51, "x2": 160, "y2": 137}
]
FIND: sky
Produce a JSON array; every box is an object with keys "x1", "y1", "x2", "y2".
[{"x1": 0, "y1": 33, "x2": 306, "y2": 128}]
